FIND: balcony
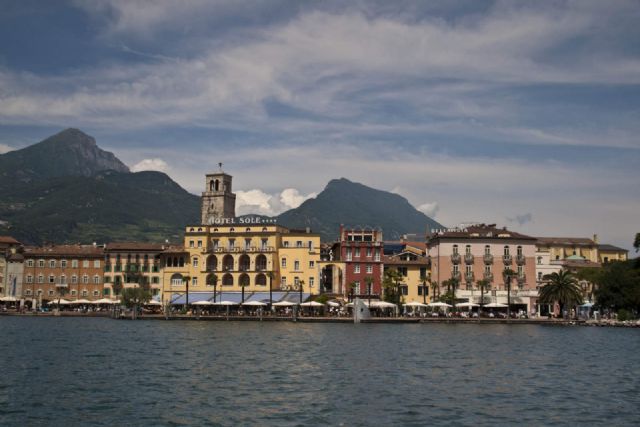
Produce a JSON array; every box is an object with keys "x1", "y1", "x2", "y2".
[
  {"x1": 502, "y1": 255, "x2": 512, "y2": 265},
  {"x1": 451, "y1": 271, "x2": 461, "y2": 280},
  {"x1": 483, "y1": 254, "x2": 493, "y2": 264},
  {"x1": 516, "y1": 255, "x2": 526, "y2": 265},
  {"x1": 464, "y1": 254, "x2": 474, "y2": 264},
  {"x1": 483, "y1": 272, "x2": 493, "y2": 281},
  {"x1": 517, "y1": 274, "x2": 526, "y2": 284},
  {"x1": 465, "y1": 272, "x2": 474, "y2": 282},
  {"x1": 450, "y1": 253, "x2": 461, "y2": 264}
]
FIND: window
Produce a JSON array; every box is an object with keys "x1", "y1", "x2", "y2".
[
  {"x1": 229, "y1": 239, "x2": 235, "y2": 249},
  {"x1": 366, "y1": 264, "x2": 373, "y2": 274},
  {"x1": 484, "y1": 245, "x2": 491, "y2": 255},
  {"x1": 189, "y1": 240, "x2": 195, "y2": 248},
  {"x1": 296, "y1": 241, "x2": 303, "y2": 248},
  {"x1": 72, "y1": 275, "x2": 78, "y2": 284},
  {"x1": 366, "y1": 248, "x2": 372, "y2": 257},
  {"x1": 354, "y1": 264, "x2": 360, "y2": 274},
  {"x1": 38, "y1": 275, "x2": 44, "y2": 284},
  {"x1": 38, "y1": 259, "x2": 45, "y2": 268},
  {"x1": 281, "y1": 276, "x2": 287, "y2": 287},
  {"x1": 537, "y1": 256, "x2": 542, "y2": 265},
  {"x1": 261, "y1": 239, "x2": 268, "y2": 249},
  {"x1": 60, "y1": 275, "x2": 66, "y2": 284},
  {"x1": 93, "y1": 290, "x2": 100, "y2": 297},
  {"x1": 192, "y1": 278, "x2": 198, "y2": 287},
  {"x1": 104, "y1": 276, "x2": 110, "y2": 283},
  {"x1": 152, "y1": 277, "x2": 159, "y2": 284},
  {"x1": 245, "y1": 239, "x2": 251, "y2": 250},
  {"x1": 308, "y1": 241, "x2": 314, "y2": 251},
  {"x1": 354, "y1": 281, "x2": 360, "y2": 294},
  {"x1": 25, "y1": 289, "x2": 32, "y2": 296},
  {"x1": 283, "y1": 241, "x2": 290, "y2": 248},
  {"x1": 49, "y1": 260, "x2": 56, "y2": 268},
  {"x1": 82, "y1": 290, "x2": 88, "y2": 297},
  {"x1": 27, "y1": 260, "x2": 34, "y2": 267},
  {"x1": 193, "y1": 257, "x2": 199, "y2": 267},
  {"x1": 294, "y1": 260, "x2": 300, "y2": 271},
  {"x1": 354, "y1": 248, "x2": 360, "y2": 258},
  {"x1": 346, "y1": 248, "x2": 352, "y2": 261},
  {"x1": 465, "y1": 245, "x2": 471, "y2": 255},
  {"x1": 503, "y1": 246, "x2": 510, "y2": 256},
  {"x1": 309, "y1": 277, "x2": 314, "y2": 287},
  {"x1": 71, "y1": 290, "x2": 77, "y2": 296},
  {"x1": 517, "y1": 246, "x2": 523, "y2": 256},
  {"x1": 466, "y1": 264, "x2": 472, "y2": 274},
  {"x1": 281, "y1": 258, "x2": 287, "y2": 268},
  {"x1": 517, "y1": 265, "x2": 524, "y2": 277},
  {"x1": 48, "y1": 290, "x2": 54, "y2": 296},
  {"x1": 171, "y1": 274, "x2": 183, "y2": 287},
  {"x1": 48, "y1": 275, "x2": 55, "y2": 284},
  {"x1": 61, "y1": 260, "x2": 67, "y2": 268},
  {"x1": 27, "y1": 275, "x2": 33, "y2": 283},
  {"x1": 309, "y1": 261, "x2": 315, "y2": 268},
  {"x1": 212, "y1": 239, "x2": 219, "y2": 249},
  {"x1": 94, "y1": 260, "x2": 100, "y2": 268},
  {"x1": 93, "y1": 275, "x2": 100, "y2": 284},
  {"x1": 537, "y1": 272, "x2": 543, "y2": 281},
  {"x1": 374, "y1": 249, "x2": 381, "y2": 262},
  {"x1": 453, "y1": 245, "x2": 459, "y2": 255},
  {"x1": 83, "y1": 275, "x2": 89, "y2": 284},
  {"x1": 72, "y1": 260, "x2": 78, "y2": 268},
  {"x1": 418, "y1": 286, "x2": 428, "y2": 296},
  {"x1": 83, "y1": 260, "x2": 89, "y2": 268},
  {"x1": 484, "y1": 265, "x2": 491, "y2": 274}
]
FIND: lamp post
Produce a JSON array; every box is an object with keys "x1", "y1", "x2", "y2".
[
  {"x1": 268, "y1": 271, "x2": 273, "y2": 309},
  {"x1": 298, "y1": 280, "x2": 304, "y2": 304},
  {"x1": 503, "y1": 268, "x2": 514, "y2": 319}
]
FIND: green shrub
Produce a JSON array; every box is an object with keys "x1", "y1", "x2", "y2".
[{"x1": 617, "y1": 309, "x2": 632, "y2": 321}]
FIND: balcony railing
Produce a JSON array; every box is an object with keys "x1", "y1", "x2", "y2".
[
  {"x1": 451, "y1": 271, "x2": 461, "y2": 280},
  {"x1": 451, "y1": 253, "x2": 461, "y2": 264},
  {"x1": 517, "y1": 274, "x2": 526, "y2": 283},
  {"x1": 502, "y1": 255, "x2": 512, "y2": 265},
  {"x1": 465, "y1": 272, "x2": 475, "y2": 282},
  {"x1": 483, "y1": 254, "x2": 493, "y2": 264},
  {"x1": 516, "y1": 255, "x2": 526, "y2": 265},
  {"x1": 464, "y1": 254, "x2": 474, "y2": 264},
  {"x1": 483, "y1": 272, "x2": 494, "y2": 281}
]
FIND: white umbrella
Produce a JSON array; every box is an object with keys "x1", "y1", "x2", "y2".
[
  {"x1": 485, "y1": 302, "x2": 508, "y2": 308},
  {"x1": 213, "y1": 300, "x2": 238, "y2": 306},
  {"x1": 404, "y1": 301, "x2": 428, "y2": 308},
  {"x1": 191, "y1": 300, "x2": 214, "y2": 306},
  {"x1": 49, "y1": 298, "x2": 71, "y2": 305},
  {"x1": 300, "y1": 301, "x2": 324, "y2": 307},
  {"x1": 0, "y1": 296, "x2": 18, "y2": 302},
  {"x1": 428, "y1": 302, "x2": 452, "y2": 308},
  {"x1": 91, "y1": 298, "x2": 114, "y2": 304},
  {"x1": 242, "y1": 300, "x2": 267, "y2": 306},
  {"x1": 457, "y1": 302, "x2": 480, "y2": 308},
  {"x1": 273, "y1": 301, "x2": 297, "y2": 307},
  {"x1": 71, "y1": 299, "x2": 92, "y2": 304},
  {"x1": 327, "y1": 301, "x2": 341, "y2": 307},
  {"x1": 371, "y1": 301, "x2": 397, "y2": 308},
  {"x1": 145, "y1": 300, "x2": 162, "y2": 306}
]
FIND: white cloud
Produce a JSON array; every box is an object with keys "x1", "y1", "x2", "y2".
[
  {"x1": 0, "y1": 143, "x2": 13, "y2": 154},
  {"x1": 235, "y1": 189, "x2": 273, "y2": 216},
  {"x1": 130, "y1": 158, "x2": 170, "y2": 172},
  {"x1": 417, "y1": 202, "x2": 439, "y2": 218},
  {"x1": 280, "y1": 188, "x2": 317, "y2": 209}
]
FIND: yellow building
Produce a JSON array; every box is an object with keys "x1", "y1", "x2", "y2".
[
  {"x1": 597, "y1": 244, "x2": 628, "y2": 264},
  {"x1": 383, "y1": 243, "x2": 430, "y2": 304},
  {"x1": 160, "y1": 168, "x2": 320, "y2": 305}
]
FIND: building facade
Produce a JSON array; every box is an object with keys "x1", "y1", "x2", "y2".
[
  {"x1": 333, "y1": 226, "x2": 384, "y2": 299},
  {"x1": 22, "y1": 244, "x2": 105, "y2": 306},
  {"x1": 383, "y1": 242, "x2": 431, "y2": 304},
  {"x1": 103, "y1": 242, "x2": 165, "y2": 299},
  {"x1": 428, "y1": 224, "x2": 538, "y2": 312},
  {"x1": 0, "y1": 236, "x2": 24, "y2": 299}
]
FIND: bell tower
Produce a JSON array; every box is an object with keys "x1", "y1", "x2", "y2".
[{"x1": 201, "y1": 163, "x2": 236, "y2": 224}]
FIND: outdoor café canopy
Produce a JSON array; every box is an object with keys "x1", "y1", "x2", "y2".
[
  {"x1": 145, "y1": 300, "x2": 162, "y2": 306},
  {"x1": 71, "y1": 299, "x2": 92, "y2": 304},
  {"x1": 191, "y1": 300, "x2": 214, "y2": 306},
  {"x1": 428, "y1": 302, "x2": 452, "y2": 308},
  {"x1": 213, "y1": 301, "x2": 238, "y2": 306},
  {"x1": 485, "y1": 302, "x2": 508, "y2": 308},
  {"x1": 0, "y1": 296, "x2": 18, "y2": 302},
  {"x1": 300, "y1": 301, "x2": 324, "y2": 307},
  {"x1": 457, "y1": 302, "x2": 480, "y2": 308},
  {"x1": 48, "y1": 299, "x2": 71, "y2": 305},
  {"x1": 272, "y1": 301, "x2": 297, "y2": 307},
  {"x1": 371, "y1": 301, "x2": 397, "y2": 309},
  {"x1": 242, "y1": 301, "x2": 267, "y2": 306},
  {"x1": 404, "y1": 302, "x2": 428, "y2": 308}
]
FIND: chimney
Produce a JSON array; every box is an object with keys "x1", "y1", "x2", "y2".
[{"x1": 593, "y1": 234, "x2": 599, "y2": 244}]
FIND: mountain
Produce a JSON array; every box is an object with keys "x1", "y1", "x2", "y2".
[
  {"x1": 276, "y1": 178, "x2": 444, "y2": 242},
  {"x1": 0, "y1": 128, "x2": 129, "y2": 188},
  {"x1": 0, "y1": 129, "x2": 199, "y2": 244}
]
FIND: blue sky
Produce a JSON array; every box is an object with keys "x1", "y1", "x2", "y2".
[{"x1": 0, "y1": 0, "x2": 638, "y2": 250}]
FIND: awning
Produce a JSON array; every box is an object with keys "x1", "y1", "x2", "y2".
[
  {"x1": 485, "y1": 302, "x2": 508, "y2": 308},
  {"x1": 428, "y1": 302, "x2": 452, "y2": 308},
  {"x1": 404, "y1": 302, "x2": 428, "y2": 308},
  {"x1": 300, "y1": 301, "x2": 324, "y2": 307},
  {"x1": 71, "y1": 299, "x2": 92, "y2": 304},
  {"x1": 242, "y1": 300, "x2": 267, "y2": 306},
  {"x1": 191, "y1": 300, "x2": 214, "y2": 306}
]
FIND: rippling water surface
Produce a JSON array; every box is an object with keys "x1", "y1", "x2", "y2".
[{"x1": 1, "y1": 317, "x2": 639, "y2": 426}]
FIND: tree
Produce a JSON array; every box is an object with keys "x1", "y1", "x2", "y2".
[
  {"x1": 634, "y1": 232, "x2": 640, "y2": 252},
  {"x1": 56, "y1": 285, "x2": 68, "y2": 313},
  {"x1": 382, "y1": 269, "x2": 403, "y2": 305},
  {"x1": 298, "y1": 279, "x2": 305, "y2": 303},
  {"x1": 121, "y1": 286, "x2": 152, "y2": 320},
  {"x1": 430, "y1": 281, "x2": 440, "y2": 301},
  {"x1": 593, "y1": 260, "x2": 640, "y2": 313},
  {"x1": 502, "y1": 268, "x2": 516, "y2": 319},
  {"x1": 419, "y1": 274, "x2": 428, "y2": 305},
  {"x1": 207, "y1": 274, "x2": 218, "y2": 302},
  {"x1": 477, "y1": 279, "x2": 491, "y2": 314},
  {"x1": 540, "y1": 271, "x2": 583, "y2": 318},
  {"x1": 441, "y1": 278, "x2": 459, "y2": 309},
  {"x1": 112, "y1": 280, "x2": 123, "y2": 299},
  {"x1": 183, "y1": 275, "x2": 191, "y2": 307}
]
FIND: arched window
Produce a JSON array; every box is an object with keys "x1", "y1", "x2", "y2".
[
  {"x1": 214, "y1": 179, "x2": 220, "y2": 191},
  {"x1": 207, "y1": 255, "x2": 218, "y2": 271},
  {"x1": 239, "y1": 254, "x2": 250, "y2": 271},
  {"x1": 192, "y1": 257, "x2": 199, "y2": 267},
  {"x1": 239, "y1": 273, "x2": 250, "y2": 288},
  {"x1": 170, "y1": 273, "x2": 183, "y2": 286},
  {"x1": 255, "y1": 254, "x2": 267, "y2": 271},
  {"x1": 222, "y1": 255, "x2": 234, "y2": 271},
  {"x1": 255, "y1": 273, "x2": 267, "y2": 286},
  {"x1": 222, "y1": 273, "x2": 233, "y2": 286}
]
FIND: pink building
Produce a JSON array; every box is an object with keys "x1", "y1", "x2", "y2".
[{"x1": 427, "y1": 224, "x2": 538, "y2": 313}]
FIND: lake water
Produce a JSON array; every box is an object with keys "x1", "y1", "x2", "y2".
[{"x1": 1, "y1": 317, "x2": 639, "y2": 426}]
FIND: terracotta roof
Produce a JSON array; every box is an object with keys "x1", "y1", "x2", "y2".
[
  {"x1": 24, "y1": 245, "x2": 104, "y2": 257},
  {"x1": 598, "y1": 244, "x2": 628, "y2": 252},
  {"x1": 0, "y1": 236, "x2": 20, "y2": 245},
  {"x1": 428, "y1": 224, "x2": 535, "y2": 242},
  {"x1": 383, "y1": 254, "x2": 429, "y2": 266},
  {"x1": 105, "y1": 242, "x2": 166, "y2": 251},
  {"x1": 537, "y1": 237, "x2": 596, "y2": 246}
]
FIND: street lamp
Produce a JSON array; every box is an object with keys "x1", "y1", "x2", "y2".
[
  {"x1": 503, "y1": 269, "x2": 514, "y2": 319},
  {"x1": 267, "y1": 271, "x2": 273, "y2": 310}
]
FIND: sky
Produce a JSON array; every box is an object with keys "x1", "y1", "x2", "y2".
[{"x1": 0, "y1": 0, "x2": 639, "y2": 250}]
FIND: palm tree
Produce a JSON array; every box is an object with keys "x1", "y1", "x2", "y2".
[
  {"x1": 442, "y1": 277, "x2": 459, "y2": 310},
  {"x1": 382, "y1": 269, "x2": 403, "y2": 306},
  {"x1": 365, "y1": 276, "x2": 374, "y2": 306},
  {"x1": 207, "y1": 273, "x2": 218, "y2": 302},
  {"x1": 540, "y1": 270, "x2": 583, "y2": 318},
  {"x1": 502, "y1": 268, "x2": 516, "y2": 319},
  {"x1": 56, "y1": 285, "x2": 68, "y2": 314},
  {"x1": 477, "y1": 279, "x2": 490, "y2": 316},
  {"x1": 298, "y1": 279, "x2": 305, "y2": 304},
  {"x1": 183, "y1": 275, "x2": 191, "y2": 307},
  {"x1": 420, "y1": 274, "x2": 428, "y2": 305},
  {"x1": 430, "y1": 280, "x2": 440, "y2": 301}
]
